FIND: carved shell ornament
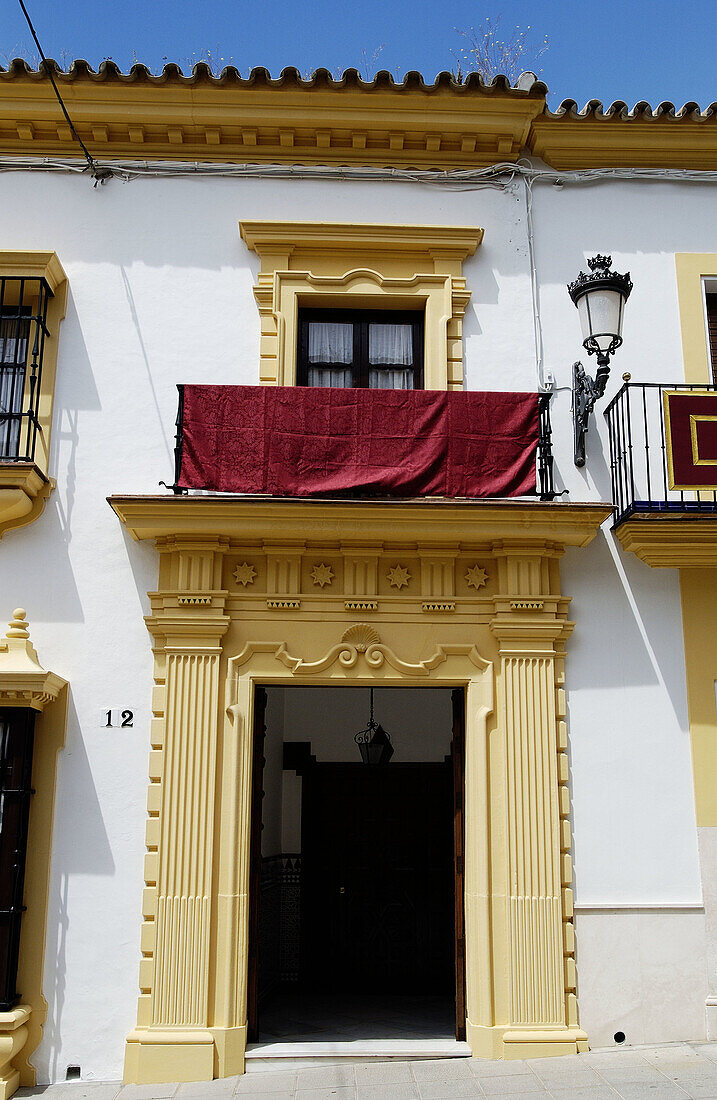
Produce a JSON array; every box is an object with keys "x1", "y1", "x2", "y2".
[{"x1": 341, "y1": 624, "x2": 381, "y2": 652}]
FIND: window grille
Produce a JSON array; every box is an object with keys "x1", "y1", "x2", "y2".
[{"x1": 0, "y1": 278, "x2": 52, "y2": 462}]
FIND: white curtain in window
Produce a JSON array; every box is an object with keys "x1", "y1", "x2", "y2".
[
  {"x1": 368, "y1": 323, "x2": 413, "y2": 365},
  {"x1": 308, "y1": 322, "x2": 353, "y2": 364},
  {"x1": 307, "y1": 367, "x2": 353, "y2": 388},
  {"x1": 369, "y1": 369, "x2": 414, "y2": 390}
]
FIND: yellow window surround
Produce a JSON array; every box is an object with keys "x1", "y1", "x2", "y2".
[
  {"x1": 0, "y1": 608, "x2": 67, "y2": 1094},
  {"x1": 239, "y1": 222, "x2": 483, "y2": 391},
  {"x1": 0, "y1": 252, "x2": 67, "y2": 540},
  {"x1": 675, "y1": 253, "x2": 717, "y2": 385}
]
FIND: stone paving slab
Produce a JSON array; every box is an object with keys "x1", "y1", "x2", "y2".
[{"x1": 16, "y1": 1041, "x2": 717, "y2": 1099}]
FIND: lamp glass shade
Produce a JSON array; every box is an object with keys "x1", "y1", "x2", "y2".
[
  {"x1": 577, "y1": 287, "x2": 625, "y2": 352},
  {"x1": 357, "y1": 723, "x2": 394, "y2": 766}
]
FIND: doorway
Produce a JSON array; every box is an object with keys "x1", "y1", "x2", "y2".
[{"x1": 247, "y1": 685, "x2": 465, "y2": 1046}]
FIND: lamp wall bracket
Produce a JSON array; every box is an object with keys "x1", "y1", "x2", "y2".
[{"x1": 573, "y1": 359, "x2": 610, "y2": 467}]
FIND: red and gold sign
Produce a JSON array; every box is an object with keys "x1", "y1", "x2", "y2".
[{"x1": 664, "y1": 389, "x2": 717, "y2": 490}]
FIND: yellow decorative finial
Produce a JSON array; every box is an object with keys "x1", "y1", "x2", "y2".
[{"x1": 6, "y1": 609, "x2": 29, "y2": 639}]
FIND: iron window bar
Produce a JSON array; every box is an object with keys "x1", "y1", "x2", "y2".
[
  {"x1": 0, "y1": 276, "x2": 52, "y2": 463},
  {"x1": 167, "y1": 385, "x2": 556, "y2": 500},
  {"x1": 604, "y1": 381, "x2": 717, "y2": 526}
]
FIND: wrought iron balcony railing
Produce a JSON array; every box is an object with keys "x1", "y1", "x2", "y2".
[
  {"x1": 0, "y1": 276, "x2": 52, "y2": 463},
  {"x1": 168, "y1": 387, "x2": 556, "y2": 501},
  {"x1": 605, "y1": 382, "x2": 717, "y2": 526}
]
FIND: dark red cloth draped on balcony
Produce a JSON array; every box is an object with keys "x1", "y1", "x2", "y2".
[{"x1": 177, "y1": 385, "x2": 539, "y2": 498}]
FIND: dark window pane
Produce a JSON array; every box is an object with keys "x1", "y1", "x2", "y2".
[
  {"x1": 0, "y1": 708, "x2": 35, "y2": 1010},
  {"x1": 297, "y1": 310, "x2": 423, "y2": 390}
]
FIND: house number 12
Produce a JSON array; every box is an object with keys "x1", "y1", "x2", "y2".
[{"x1": 103, "y1": 709, "x2": 134, "y2": 728}]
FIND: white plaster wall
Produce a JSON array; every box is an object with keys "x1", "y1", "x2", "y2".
[
  {"x1": 574, "y1": 908, "x2": 707, "y2": 1047},
  {"x1": 0, "y1": 167, "x2": 711, "y2": 1076},
  {"x1": 529, "y1": 180, "x2": 704, "y2": 910}
]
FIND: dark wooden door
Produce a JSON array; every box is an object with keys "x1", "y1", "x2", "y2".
[
  {"x1": 301, "y1": 762, "x2": 454, "y2": 994},
  {"x1": 247, "y1": 685, "x2": 267, "y2": 1042},
  {"x1": 451, "y1": 688, "x2": 466, "y2": 1041}
]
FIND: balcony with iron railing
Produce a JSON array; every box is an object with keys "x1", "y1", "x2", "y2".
[
  {"x1": 605, "y1": 381, "x2": 717, "y2": 565},
  {"x1": 166, "y1": 385, "x2": 557, "y2": 502}
]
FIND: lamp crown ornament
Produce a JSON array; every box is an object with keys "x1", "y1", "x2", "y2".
[
  {"x1": 568, "y1": 252, "x2": 633, "y2": 467},
  {"x1": 567, "y1": 255, "x2": 633, "y2": 307}
]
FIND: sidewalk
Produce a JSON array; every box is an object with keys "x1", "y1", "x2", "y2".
[{"x1": 17, "y1": 1042, "x2": 717, "y2": 1100}]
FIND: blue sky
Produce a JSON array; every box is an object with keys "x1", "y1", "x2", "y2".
[{"x1": 3, "y1": 0, "x2": 717, "y2": 110}]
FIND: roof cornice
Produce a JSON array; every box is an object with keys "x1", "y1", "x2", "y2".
[
  {"x1": 3, "y1": 62, "x2": 717, "y2": 171},
  {"x1": 0, "y1": 61, "x2": 545, "y2": 169}
]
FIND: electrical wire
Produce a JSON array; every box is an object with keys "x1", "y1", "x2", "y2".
[
  {"x1": 15, "y1": 0, "x2": 111, "y2": 182},
  {"x1": 4, "y1": 155, "x2": 717, "y2": 190}
]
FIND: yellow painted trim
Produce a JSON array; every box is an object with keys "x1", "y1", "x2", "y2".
[
  {"x1": 530, "y1": 116, "x2": 717, "y2": 171},
  {"x1": 111, "y1": 498, "x2": 608, "y2": 1080},
  {"x1": 675, "y1": 254, "x2": 717, "y2": 385},
  {"x1": 3, "y1": 70, "x2": 717, "y2": 171},
  {"x1": 615, "y1": 516, "x2": 717, "y2": 567},
  {"x1": 239, "y1": 222, "x2": 482, "y2": 391},
  {"x1": 109, "y1": 495, "x2": 612, "y2": 547},
  {"x1": 0, "y1": 253, "x2": 65, "y2": 295},
  {"x1": 0, "y1": 467, "x2": 52, "y2": 541},
  {"x1": 0, "y1": 610, "x2": 67, "y2": 1094},
  {"x1": 680, "y1": 569, "x2": 717, "y2": 826},
  {"x1": 689, "y1": 415, "x2": 717, "y2": 465},
  {"x1": 0, "y1": 1008, "x2": 31, "y2": 1100},
  {"x1": 0, "y1": 252, "x2": 68, "y2": 492},
  {"x1": 0, "y1": 74, "x2": 544, "y2": 168}
]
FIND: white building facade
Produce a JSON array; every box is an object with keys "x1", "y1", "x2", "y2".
[{"x1": 0, "y1": 62, "x2": 715, "y2": 1090}]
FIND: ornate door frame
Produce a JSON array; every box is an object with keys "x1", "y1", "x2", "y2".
[{"x1": 111, "y1": 495, "x2": 610, "y2": 1083}]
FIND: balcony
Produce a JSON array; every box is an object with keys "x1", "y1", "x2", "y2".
[
  {"x1": 605, "y1": 381, "x2": 717, "y2": 566},
  {"x1": 166, "y1": 385, "x2": 556, "y2": 502}
]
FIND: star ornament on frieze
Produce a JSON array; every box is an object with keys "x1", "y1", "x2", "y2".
[
  {"x1": 311, "y1": 563, "x2": 334, "y2": 588},
  {"x1": 387, "y1": 564, "x2": 411, "y2": 589},
  {"x1": 234, "y1": 562, "x2": 257, "y2": 587},
  {"x1": 465, "y1": 564, "x2": 488, "y2": 591}
]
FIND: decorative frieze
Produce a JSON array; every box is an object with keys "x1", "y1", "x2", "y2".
[
  {"x1": 420, "y1": 555, "x2": 456, "y2": 598},
  {"x1": 225, "y1": 544, "x2": 498, "y2": 608}
]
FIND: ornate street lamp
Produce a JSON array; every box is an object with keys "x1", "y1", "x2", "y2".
[
  {"x1": 568, "y1": 255, "x2": 633, "y2": 467},
  {"x1": 354, "y1": 687, "x2": 394, "y2": 766}
]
